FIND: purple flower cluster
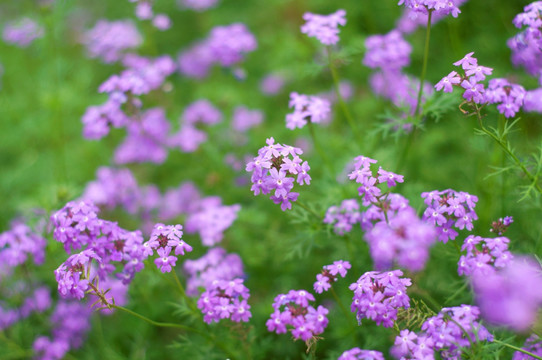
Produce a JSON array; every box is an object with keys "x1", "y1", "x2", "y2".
[
  {"x1": 300, "y1": 9, "x2": 347, "y2": 46},
  {"x1": 197, "y1": 278, "x2": 251, "y2": 323},
  {"x1": 143, "y1": 223, "x2": 192, "y2": 273},
  {"x1": 458, "y1": 235, "x2": 513, "y2": 276},
  {"x1": 396, "y1": 0, "x2": 468, "y2": 34},
  {"x1": 349, "y1": 270, "x2": 411, "y2": 327},
  {"x1": 178, "y1": 0, "x2": 219, "y2": 11},
  {"x1": 266, "y1": 289, "x2": 329, "y2": 342},
  {"x1": 33, "y1": 301, "x2": 92, "y2": 360},
  {"x1": 81, "y1": 20, "x2": 142, "y2": 63},
  {"x1": 232, "y1": 106, "x2": 264, "y2": 132},
  {"x1": 246, "y1": 138, "x2": 310, "y2": 210},
  {"x1": 2, "y1": 17, "x2": 43, "y2": 48},
  {"x1": 435, "y1": 52, "x2": 526, "y2": 118},
  {"x1": 397, "y1": 0, "x2": 462, "y2": 18},
  {"x1": 490, "y1": 216, "x2": 513, "y2": 235},
  {"x1": 313, "y1": 260, "x2": 351, "y2": 294},
  {"x1": 285, "y1": 92, "x2": 331, "y2": 130},
  {"x1": 185, "y1": 196, "x2": 241, "y2": 246},
  {"x1": 323, "y1": 199, "x2": 361, "y2": 235},
  {"x1": 169, "y1": 99, "x2": 223, "y2": 153},
  {"x1": 364, "y1": 199, "x2": 437, "y2": 272},
  {"x1": 0, "y1": 286, "x2": 51, "y2": 331},
  {"x1": 508, "y1": 2, "x2": 542, "y2": 85},
  {"x1": 348, "y1": 155, "x2": 404, "y2": 206},
  {"x1": 183, "y1": 247, "x2": 245, "y2": 296},
  {"x1": 363, "y1": 30, "x2": 433, "y2": 115},
  {"x1": 421, "y1": 189, "x2": 478, "y2": 243},
  {"x1": 338, "y1": 348, "x2": 385, "y2": 360},
  {"x1": 129, "y1": 0, "x2": 171, "y2": 30},
  {"x1": 178, "y1": 23, "x2": 257, "y2": 79},
  {"x1": 0, "y1": 221, "x2": 46, "y2": 274},
  {"x1": 51, "y1": 201, "x2": 149, "y2": 295},
  {"x1": 391, "y1": 305, "x2": 492, "y2": 360},
  {"x1": 513, "y1": 335, "x2": 542, "y2": 360},
  {"x1": 472, "y1": 256, "x2": 542, "y2": 331}
]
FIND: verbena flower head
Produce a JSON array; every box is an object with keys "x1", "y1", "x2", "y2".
[
  {"x1": 143, "y1": 223, "x2": 192, "y2": 273},
  {"x1": 285, "y1": 92, "x2": 331, "y2": 130},
  {"x1": 490, "y1": 216, "x2": 513, "y2": 235},
  {"x1": 396, "y1": 0, "x2": 468, "y2": 34},
  {"x1": 338, "y1": 348, "x2": 385, "y2": 360},
  {"x1": 457, "y1": 235, "x2": 513, "y2": 277},
  {"x1": 0, "y1": 221, "x2": 47, "y2": 273},
  {"x1": 397, "y1": 0, "x2": 462, "y2": 18},
  {"x1": 3, "y1": 17, "x2": 43, "y2": 48},
  {"x1": 185, "y1": 197, "x2": 241, "y2": 246},
  {"x1": 323, "y1": 199, "x2": 361, "y2": 235},
  {"x1": 363, "y1": 30, "x2": 412, "y2": 71},
  {"x1": 421, "y1": 189, "x2": 478, "y2": 243},
  {"x1": 435, "y1": 52, "x2": 526, "y2": 118},
  {"x1": 183, "y1": 247, "x2": 244, "y2": 296},
  {"x1": 391, "y1": 305, "x2": 492, "y2": 359},
  {"x1": 472, "y1": 256, "x2": 542, "y2": 331},
  {"x1": 232, "y1": 106, "x2": 264, "y2": 132},
  {"x1": 246, "y1": 138, "x2": 310, "y2": 211},
  {"x1": 313, "y1": 260, "x2": 351, "y2": 294},
  {"x1": 0, "y1": 285, "x2": 51, "y2": 331},
  {"x1": 260, "y1": 73, "x2": 286, "y2": 95},
  {"x1": 513, "y1": 335, "x2": 542, "y2": 360},
  {"x1": 266, "y1": 289, "x2": 329, "y2": 342},
  {"x1": 508, "y1": 2, "x2": 542, "y2": 85},
  {"x1": 81, "y1": 20, "x2": 142, "y2": 63},
  {"x1": 300, "y1": 9, "x2": 346, "y2": 45},
  {"x1": 349, "y1": 270, "x2": 411, "y2": 327},
  {"x1": 197, "y1": 278, "x2": 251, "y2": 323}
]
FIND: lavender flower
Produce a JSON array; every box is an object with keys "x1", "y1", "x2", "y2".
[
  {"x1": 266, "y1": 289, "x2": 329, "y2": 341},
  {"x1": 3, "y1": 18, "x2": 43, "y2": 48},
  {"x1": 178, "y1": 0, "x2": 220, "y2": 11},
  {"x1": 81, "y1": 20, "x2": 142, "y2": 63},
  {"x1": 457, "y1": 235, "x2": 513, "y2": 276},
  {"x1": 472, "y1": 256, "x2": 542, "y2": 331},
  {"x1": 313, "y1": 260, "x2": 351, "y2": 294},
  {"x1": 260, "y1": 73, "x2": 286, "y2": 95},
  {"x1": 398, "y1": 0, "x2": 462, "y2": 18},
  {"x1": 183, "y1": 247, "x2": 244, "y2": 296},
  {"x1": 363, "y1": 30, "x2": 412, "y2": 72},
  {"x1": 285, "y1": 92, "x2": 331, "y2": 130},
  {"x1": 323, "y1": 199, "x2": 361, "y2": 235},
  {"x1": 197, "y1": 278, "x2": 251, "y2": 323},
  {"x1": 300, "y1": 9, "x2": 347, "y2": 46},
  {"x1": 490, "y1": 216, "x2": 513, "y2": 235},
  {"x1": 396, "y1": 0, "x2": 468, "y2": 34},
  {"x1": 246, "y1": 138, "x2": 310, "y2": 210},
  {"x1": 349, "y1": 270, "x2": 411, "y2": 327},
  {"x1": 0, "y1": 221, "x2": 46, "y2": 272},
  {"x1": 421, "y1": 189, "x2": 478, "y2": 243},
  {"x1": 338, "y1": 348, "x2": 385, "y2": 360}
]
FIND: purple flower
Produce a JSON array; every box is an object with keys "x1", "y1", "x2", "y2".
[
  {"x1": 300, "y1": 9, "x2": 346, "y2": 45},
  {"x1": 338, "y1": 348, "x2": 385, "y2": 360},
  {"x1": 285, "y1": 92, "x2": 331, "y2": 130},
  {"x1": 3, "y1": 17, "x2": 43, "y2": 48},
  {"x1": 232, "y1": 106, "x2": 263, "y2": 132},
  {"x1": 197, "y1": 278, "x2": 251, "y2": 324},
  {"x1": 154, "y1": 247, "x2": 177, "y2": 273},
  {"x1": 323, "y1": 199, "x2": 361, "y2": 235},
  {"x1": 349, "y1": 270, "x2": 411, "y2": 327},
  {"x1": 185, "y1": 197, "x2": 240, "y2": 246},
  {"x1": 513, "y1": 335, "x2": 542, "y2": 360},
  {"x1": 472, "y1": 256, "x2": 542, "y2": 331},
  {"x1": 81, "y1": 20, "x2": 142, "y2": 63},
  {"x1": 435, "y1": 71, "x2": 461, "y2": 92}
]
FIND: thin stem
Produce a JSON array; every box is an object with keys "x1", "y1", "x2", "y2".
[
  {"x1": 171, "y1": 270, "x2": 198, "y2": 313},
  {"x1": 444, "y1": 281, "x2": 469, "y2": 305},
  {"x1": 330, "y1": 287, "x2": 352, "y2": 322},
  {"x1": 307, "y1": 120, "x2": 334, "y2": 174},
  {"x1": 493, "y1": 339, "x2": 542, "y2": 360},
  {"x1": 326, "y1": 46, "x2": 362, "y2": 145},
  {"x1": 414, "y1": 10, "x2": 433, "y2": 117},
  {"x1": 474, "y1": 104, "x2": 542, "y2": 195}
]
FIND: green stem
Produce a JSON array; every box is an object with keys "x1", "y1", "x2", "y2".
[
  {"x1": 330, "y1": 287, "x2": 352, "y2": 322},
  {"x1": 493, "y1": 339, "x2": 542, "y2": 360},
  {"x1": 414, "y1": 9, "x2": 433, "y2": 117},
  {"x1": 444, "y1": 281, "x2": 469, "y2": 305},
  {"x1": 326, "y1": 47, "x2": 362, "y2": 145},
  {"x1": 307, "y1": 120, "x2": 334, "y2": 174},
  {"x1": 112, "y1": 305, "x2": 237, "y2": 359},
  {"x1": 172, "y1": 270, "x2": 198, "y2": 313},
  {"x1": 474, "y1": 104, "x2": 542, "y2": 195}
]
